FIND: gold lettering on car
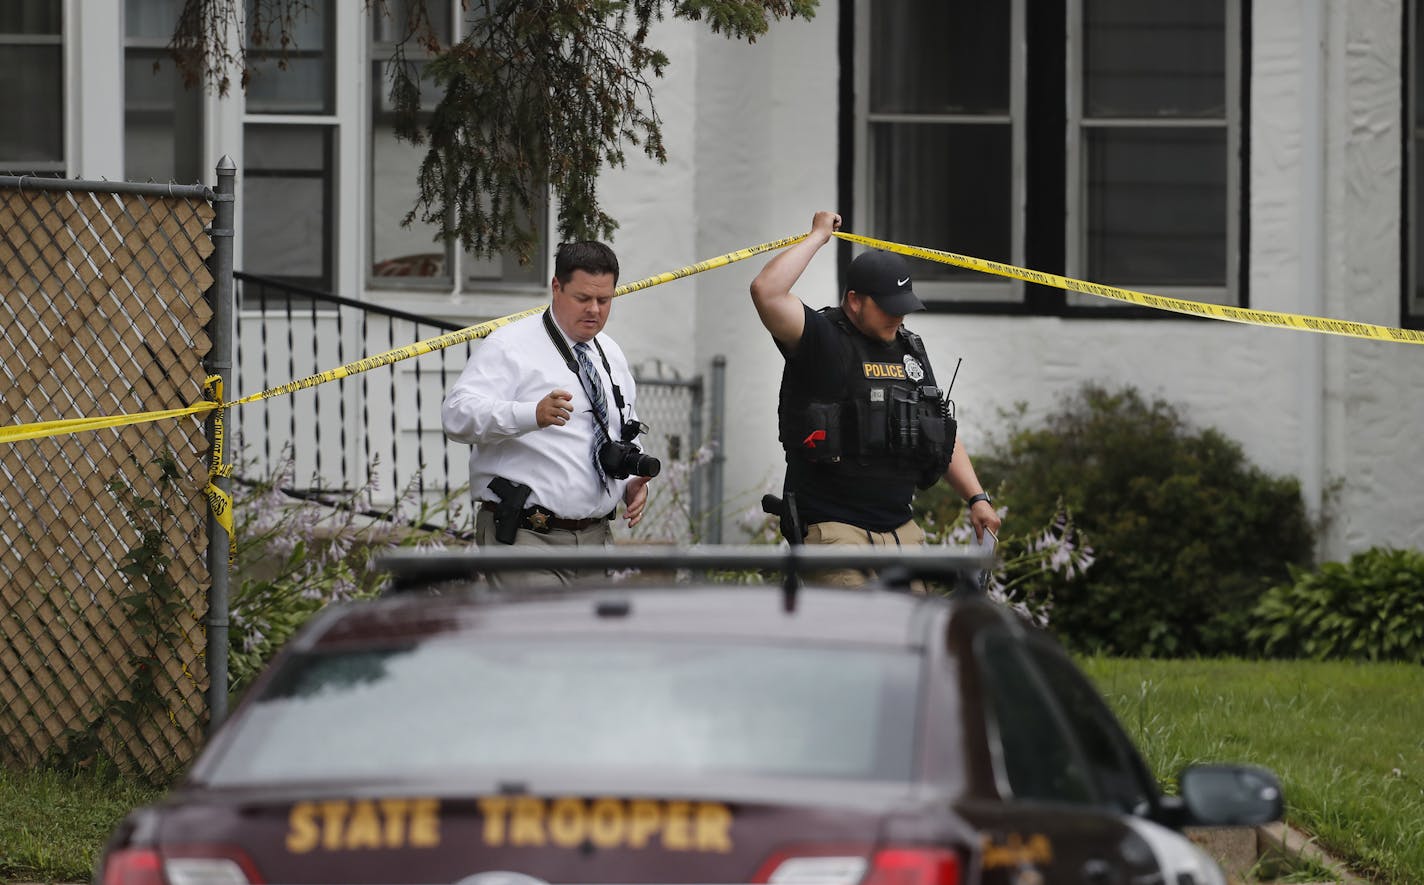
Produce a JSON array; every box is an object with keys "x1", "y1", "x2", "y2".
[
  {"x1": 476, "y1": 797, "x2": 733, "y2": 852},
  {"x1": 286, "y1": 803, "x2": 319, "y2": 853},
  {"x1": 380, "y1": 797, "x2": 409, "y2": 846},
  {"x1": 477, "y1": 797, "x2": 510, "y2": 846},
  {"x1": 286, "y1": 798, "x2": 443, "y2": 853},
  {"x1": 409, "y1": 798, "x2": 440, "y2": 847},
  {"x1": 511, "y1": 796, "x2": 547, "y2": 846},
  {"x1": 588, "y1": 797, "x2": 626, "y2": 847},
  {"x1": 319, "y1": 800, "x2": 348, "y2": 851},
  {"x1": 663, "y1": 801, "x2": 692, "y2": 851},
  {"x1": 863, "y1": 362, "x2": 907, "y2": 379},
  {"x1": 548, "y1": 797, "x2": 586, "y2": 847},
  {"x1": 980, "y1": 833, "x2": 1053, "y2": 868},
  {"x1": 344, "y1": 801, "x2": 382, "y2": 850},
  {"x1": 695, "y1": 802, "x2": 733, "y2": 852},
  {"x1": 628, "y1": 799, "x2": 661, "y2": 848}
]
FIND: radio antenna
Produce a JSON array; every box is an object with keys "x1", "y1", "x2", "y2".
[{"x1": 945, "y1": 358, "x2": 962, "y2": 396}]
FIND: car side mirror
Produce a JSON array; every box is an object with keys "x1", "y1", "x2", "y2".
[{"x1": 1175, "y1": 763, "x2": 1284, "y2": 826}]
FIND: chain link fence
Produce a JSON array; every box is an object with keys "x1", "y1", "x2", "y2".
[
  {"x1": 0, "y1": 176, "x2": 221, "y2": 781},
  {"x1": 621, "y1": 363, "x2": 721, "y2": 544}
]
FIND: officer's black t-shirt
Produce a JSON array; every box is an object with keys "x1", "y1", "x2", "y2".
[{"x1": 777, "y1": 304, "x2": 918, "y2": 532}]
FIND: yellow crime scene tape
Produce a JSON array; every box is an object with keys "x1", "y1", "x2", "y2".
[
  {"x1": 226, "y1": 231, "x2": 810, "y2": 406},
  {"x1": 834, "y1": 231, "x2": 1424, "y2": 346},
  {"x1": 0, "y1": 402, "x2": 218, "y2": 443},
  {"x1": 6, "y1": 227, "x2": 1421, "y2": 451},
  {"x1": 203, "y1": 375, "x2": 235, "y2": 564},
  {"x1": 0, "y1": 232, "x2": 810, "y2": 446}
]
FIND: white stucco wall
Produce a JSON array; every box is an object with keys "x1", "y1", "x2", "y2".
[
  {"x1": 679, "y1": 0, "x2": 1317, "y2": 544},
  {"x1": 677, "y1": 0, "x2": 1422, "y2": 555},
  {"x1": 597, "y1": 18, "x2": 701, "y2": 377},
  {"x1": 1327, "y1": 0, "x2": 1424, "y2": 554},
  {"x1": 57, "y1": 1, "x2": 1422, "y2": 555},
  {"x1": 691, "y1": 3, "x2": 844, "y2": 523}
]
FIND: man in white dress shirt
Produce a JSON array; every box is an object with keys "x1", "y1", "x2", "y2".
[{"x1": 442, "y1": 241, "x2": 653, "y2": 584}]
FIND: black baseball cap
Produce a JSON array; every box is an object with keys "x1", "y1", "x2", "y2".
[{"x1": 845, "y1": 249, "x2": 924, "y2": 315}]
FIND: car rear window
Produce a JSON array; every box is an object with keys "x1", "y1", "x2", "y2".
[{"x1": 204, "y1": 638, "x2": 919, "y2": 786}]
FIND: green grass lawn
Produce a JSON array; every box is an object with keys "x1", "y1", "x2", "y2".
[
  {"x1": 3, "y1": 658, "x2": 1421, "y2": 883},
  {"x1": 0, "y1": 765, "x2": 162, "y2": 883},
  {"x1": 1084, "y1": 656, "x2": 1424, "y2": 884}
]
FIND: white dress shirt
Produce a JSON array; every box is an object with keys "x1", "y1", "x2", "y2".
[{"x1": 441, "y1": 311, "x2": 636, "y2": 518}]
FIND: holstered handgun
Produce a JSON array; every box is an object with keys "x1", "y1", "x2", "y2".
[
  {"x1": 760, "y1": 491, "x2": 805, "y2": 547},
  {"x1": 487, "y1": 477, "x2": 533, "y2": 545},
  {"x1": 760, "y1": 491, "x2": 805, "y2": 610}
]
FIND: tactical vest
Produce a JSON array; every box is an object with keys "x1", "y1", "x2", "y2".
[{"x1": 779, "y1": 308, "x2": 957, "y2": 489}]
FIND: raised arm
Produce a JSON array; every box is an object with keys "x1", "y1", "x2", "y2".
[{"x1": 749, "y1": 211, "x2": 842, "y2": 350}]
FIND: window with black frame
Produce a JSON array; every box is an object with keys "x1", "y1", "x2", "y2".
[
  {"x1": 367, "y1": 0, "x2": 546, "y2": 293},
  {"x1": 1024, "y1": 642, "x2": 1156, "y2": 815},
  {"x1": 1409, "y1": 0, "x2": 1424, "y2": 324},
  {"x1": 241, "y1": 0, "x2": 336, "y2": 292},
  {"x1": 124, "y1": 0, "x2": 205, "y2": 185},
  {"x1": 978, "y1": 630, "x2": 1096, "y2": 805},
  {"x1": 857, "y1": 0, "x2": 1242, "y2": 314},
  {"x1": 0, "y1": 1, "x2": 64, "y2": 175}
]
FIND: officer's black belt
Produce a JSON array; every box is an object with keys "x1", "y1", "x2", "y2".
[{"x1": 480, "y1": 501, "x2": 614, "y2": 532}]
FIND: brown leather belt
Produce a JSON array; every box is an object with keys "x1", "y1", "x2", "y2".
[{"x1": 481, "y1": 501, "x2": 612, "y2": 533}]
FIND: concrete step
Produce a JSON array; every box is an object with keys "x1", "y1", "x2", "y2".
[{"x1": 1187, "y1": 821, "x2": 1370, "y2": 884}]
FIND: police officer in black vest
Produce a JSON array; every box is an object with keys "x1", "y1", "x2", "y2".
[{"x1": 750, "y1": 211, "x2": 1002, "y2": 584}]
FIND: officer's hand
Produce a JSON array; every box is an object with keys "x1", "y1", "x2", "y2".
[
  {"x1": 623, "y1": 476, "x2": 651, "y2": 528},
  {"x1": 969, "y1": 499, "x2": 1002, "y2": 542},
  {"x1": 536, "y1": 390, "x2": 575, "y2": 427},
  {"x1": 811, "y1": 211, "x2": 842, "y2": 241}
]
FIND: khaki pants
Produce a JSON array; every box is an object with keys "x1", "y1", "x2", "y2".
[
  {"x1": 803, "y1": 518, "x2": 926, "y2": 588},
  {"x1": 475, "y1": 509, "x2": 612, "y2": 589}
]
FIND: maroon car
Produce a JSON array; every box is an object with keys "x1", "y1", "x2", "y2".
[{"x1": 97, "y1": 547, "x2": 1282, "y2": 885}]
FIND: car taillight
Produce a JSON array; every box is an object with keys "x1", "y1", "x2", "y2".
[
  {"x1": 860, "y1": 848, "x2": 961, "y2": 885},
  {"x1": 102, "y1": 849, "x2": 165, "y2": 885},
  {"x1": 754, "y1": 846, "x2": 961, "y2": 885},
  {"x1": 100, "y1": 848, "x2": 263, "y2": 885}
]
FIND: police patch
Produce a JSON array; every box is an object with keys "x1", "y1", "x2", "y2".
[
  {"x1": 862, "y1": 362, "x2": 907, "y2": 380},
  {"x1": 903, "y1": 355, "x2": 925, "y2": 381}
]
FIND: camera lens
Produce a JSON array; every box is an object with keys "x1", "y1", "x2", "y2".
[{"x1": 599, "y1": 441, "x2": 661, "y2": 479}]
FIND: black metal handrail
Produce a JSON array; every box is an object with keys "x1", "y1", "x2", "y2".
[
  {"x1": 230, "y1": 273, "x2": 721, "y2": 540},
  {"x1": 237, "y1": 272, "x2": 468, "y2": 330},
  {"x1": 233, "y1": 272, "x2": 475, "y2": 514}
]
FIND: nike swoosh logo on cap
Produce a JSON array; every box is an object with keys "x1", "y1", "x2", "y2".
[{"x1": 897, "y1": 277, "x2": 910, "y2": 287}]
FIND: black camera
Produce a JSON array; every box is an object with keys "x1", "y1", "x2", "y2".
[{"x1": 599, "y1": 420, "x2": 661, "y2": 479}]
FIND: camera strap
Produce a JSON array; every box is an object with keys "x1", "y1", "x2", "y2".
[{"x1": 541, "y1": 309, "x2": 627, "y2": 433}]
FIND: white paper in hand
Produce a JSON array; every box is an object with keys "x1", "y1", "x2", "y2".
[{"x1": 967, "y1": 526, "x2": 997, "y2": 556}]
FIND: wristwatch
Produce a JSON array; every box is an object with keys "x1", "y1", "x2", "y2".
[{"x1": 966, "y1": 492, "x2": 992, "y2": 508}]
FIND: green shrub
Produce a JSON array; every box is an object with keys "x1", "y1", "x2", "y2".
[
  {"x1": 974, "y1": 384, "x2": 1314, "y2": 657},
  {"x1": 915, "y1": 485, "x2": 1094, "y2": 626},
  {"x1": 1250, "y1": 547, "x2": 1424, "y2": 662},
  {"x1": 227, "y1": 455, "x2": 473, "y2": 697}
]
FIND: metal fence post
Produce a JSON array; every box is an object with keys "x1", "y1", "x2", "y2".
[
  {"x1": 206, "y1": 157, "x2": 237, "y2": 730},
  {"x1": 689, "y1": 376, "x2": 705, "y2": 540},
  {"x1": 708, "y1": 355, "x2": 726, "y2": 544}
]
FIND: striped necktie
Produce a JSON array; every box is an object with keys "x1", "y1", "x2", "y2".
[{"x1": 574, "y1": 341, "x2": 610, "y2": 489}]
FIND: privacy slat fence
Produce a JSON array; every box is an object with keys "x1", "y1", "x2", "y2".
[
  {"x1": 0, "y1": 176, "x2": 219, "y2": 780},
  {"x1": 1, "y1": 170, "x2": 725, "y2": 784}
]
